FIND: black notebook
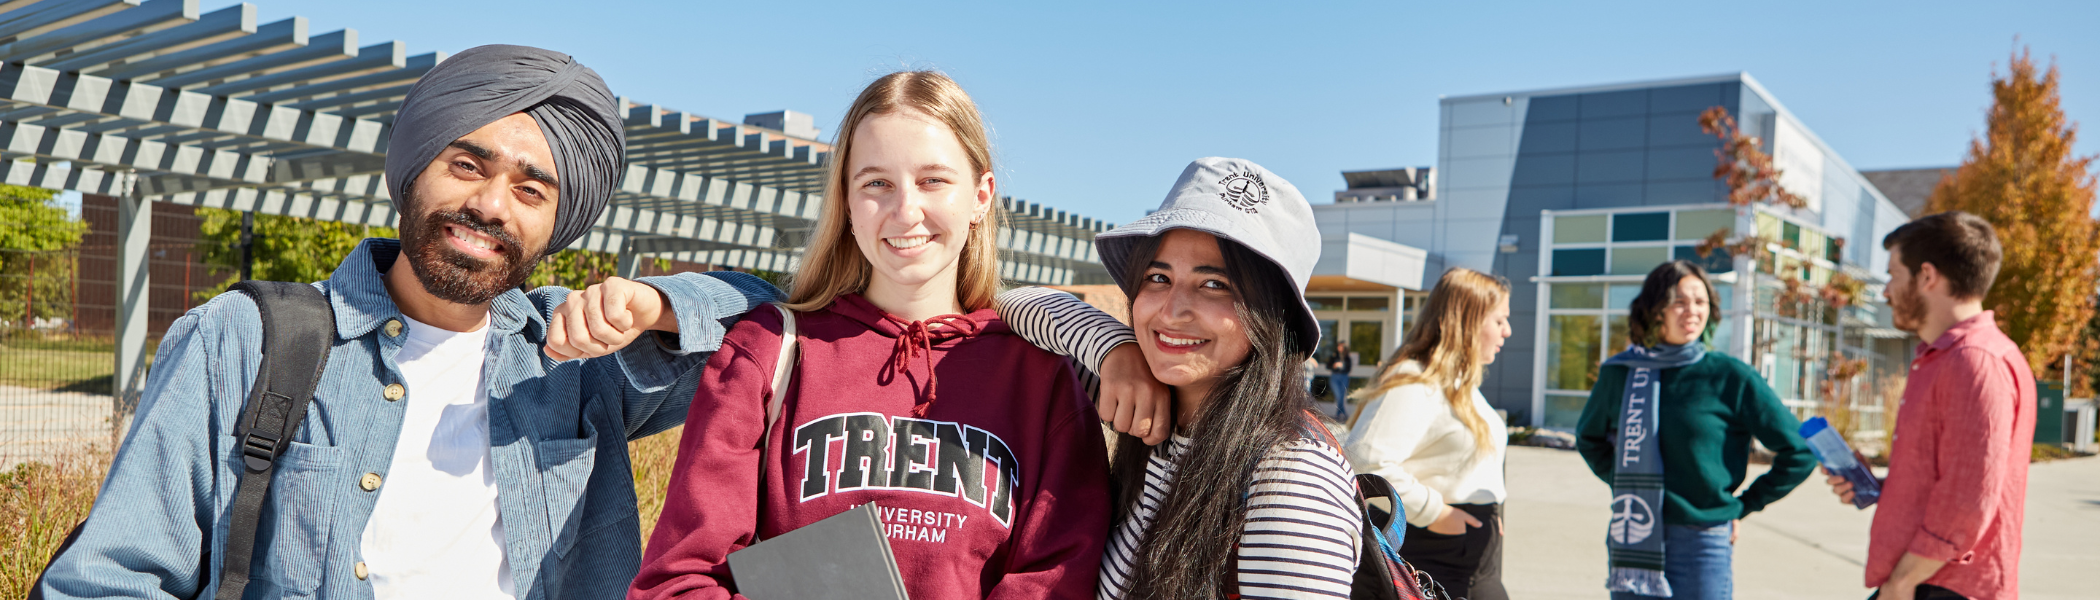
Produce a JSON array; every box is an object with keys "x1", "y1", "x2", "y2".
[{"x1": 727, "y1": 502, "x2": 910, "y2": 600}]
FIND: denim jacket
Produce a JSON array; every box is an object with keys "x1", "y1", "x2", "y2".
[{"x1": 37, "y1": 238, "x2": 779, "y2": 600}]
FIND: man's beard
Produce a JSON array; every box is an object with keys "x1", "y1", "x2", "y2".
[
  {"x1": 400, "y1": 207, "x2": 543, "y2": 305},
  {"x1": 1889, "y1": 282, "x2": 1927, "y2": 334}
]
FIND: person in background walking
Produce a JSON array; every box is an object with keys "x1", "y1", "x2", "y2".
[
  {"x1": 1826, "y1": 212, "x2": 2033, "y2": 600},
  {"x1": 1576, "y1": 260, "x2": 1816, "y2": 600},
  {"x1": 1342, "y1": 267, "x2": 1513, "y2": 600},
  {"x1": 1328, "y1": 339, "x2": 1355, "y2": 418}
]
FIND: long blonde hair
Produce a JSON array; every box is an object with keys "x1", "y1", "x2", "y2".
[
  {"x1": 784, "y1": 71, "x2": 1003, "y2": 312},
  {"x1": 1350, "y1": 268, "x2": 1509, "y2": 454}
]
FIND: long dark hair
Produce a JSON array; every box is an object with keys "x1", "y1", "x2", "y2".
[
  {"x1": 1109, "y1": 233, "x2": 1317, "y2": 600},
  {"x1": 1626, "y1": 260, "x2": 1722, "y2": 347}
]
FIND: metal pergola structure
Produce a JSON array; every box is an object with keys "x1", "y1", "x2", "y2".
[{"x1": 0, "y1": 0, "x2": 1116, "y2": 405}]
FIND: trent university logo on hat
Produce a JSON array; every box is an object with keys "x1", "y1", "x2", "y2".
[
  {"x1": 1217, "y1": 165, "x2": 1270, "y2": 214},
  {"x1": 1094, "y1": 157, "x2": 1324, "y2": 354}
]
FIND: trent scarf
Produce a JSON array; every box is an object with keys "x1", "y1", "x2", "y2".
[{"x1": 1600, "y1": 342, "x2": 1704, "y2": 597}]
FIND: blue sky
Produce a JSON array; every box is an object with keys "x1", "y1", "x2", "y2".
[{"x1": 231, "y1": 0, "x2": 2097, "y2": 224}]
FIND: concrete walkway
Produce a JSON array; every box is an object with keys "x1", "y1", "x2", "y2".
[
  {"x1": 0, "y1": 383, "x2": 114, "y2": 469},
  {"x1": 1502, "y1": 445, "x2": 2098, "y2": 599}
]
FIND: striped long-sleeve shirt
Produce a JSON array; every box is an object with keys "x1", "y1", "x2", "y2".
[
  {"x1": 1098, "y1": 434, "x2": 1363, "y2": 600},
  {"x1": 997, "y1": 286, "x2": 1136, "y2": 400}
]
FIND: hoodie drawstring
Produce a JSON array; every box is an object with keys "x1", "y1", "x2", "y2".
[{"x1": 886, "y1": 314, "x2": 980, "y2": 417}]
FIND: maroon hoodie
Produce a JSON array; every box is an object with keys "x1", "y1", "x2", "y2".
[{"x1": 631, "y1": 294, "x2": 1110, "y2": 600}]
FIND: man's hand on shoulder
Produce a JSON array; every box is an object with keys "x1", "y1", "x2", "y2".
[{"x1": 546, "y1": 277, "x2": 676, "y2": 360}]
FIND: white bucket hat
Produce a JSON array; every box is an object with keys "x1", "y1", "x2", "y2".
[{"x1": 1095, "y1": 157, "x2": 1323, "y2": 355}]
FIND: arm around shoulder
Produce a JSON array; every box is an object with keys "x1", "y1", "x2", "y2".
[
  {"x1": 580, "y1": 271, "x2": 781, "y2": 436},
  {"x1": 996, "y1": 286, "x2": 1135, "y2": 376}
]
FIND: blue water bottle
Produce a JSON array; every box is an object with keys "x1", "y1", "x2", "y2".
[{"x1": 1799, "y1": 417, "x2": 1880, "y2": 509}]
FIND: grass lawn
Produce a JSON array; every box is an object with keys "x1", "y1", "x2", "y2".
[{"x1": 0, "y1": 345, "x2": 115, "y2": 393}]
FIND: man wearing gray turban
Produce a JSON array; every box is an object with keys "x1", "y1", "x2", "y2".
[{"x1": 38, "y1": 45, "x2": 779, "y2": 600}]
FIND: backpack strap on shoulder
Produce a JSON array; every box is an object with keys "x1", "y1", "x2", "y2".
[
  {"x1": 751, "y1": 303, "x2": 798, "y2": 545},
  {"x1": 215, "y1": 280, "x2": 335, "y2": 600}
]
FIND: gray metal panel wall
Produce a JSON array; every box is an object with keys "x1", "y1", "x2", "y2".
[{"x1": 1482, "y1": 81, "x2": 1739, "y2": 423}]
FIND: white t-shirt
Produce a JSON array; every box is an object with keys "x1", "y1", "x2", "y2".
[
  {"x1": 1342, "y1": 360, "x2": 1509, "y2": 528},
  {"x1": 358, "y1": 315, "x2": 514, "y2": 599}
]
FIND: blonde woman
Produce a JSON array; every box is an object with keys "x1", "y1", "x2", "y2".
[
  {"x1": 628, "y1": 71, "x2": 1112, "y2": 600},
  {"x1": 1342, "y1": 268, "x2": 1513, "y2": 600}
]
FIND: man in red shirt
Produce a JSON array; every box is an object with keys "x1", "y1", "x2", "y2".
[{"x1": 1829, "y1": 211, "x2": 2035, "y2": 600}]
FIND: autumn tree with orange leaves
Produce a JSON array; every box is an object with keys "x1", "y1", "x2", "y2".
[
  {"x1": 1925, "y1": 48, "x2": 2099, "y2": 387},
  {"x1": 1694, "y1": 105, "x2": 1877, "y2": 442}
]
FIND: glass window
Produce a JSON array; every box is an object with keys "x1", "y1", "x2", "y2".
[
  {"x1": 1608, "y1": 284, "x2": 1642, "y2": 310},
  {"x1": 1552, "y1": 249, "x2": 1607, "y2": 276},
  {"x1": 1798, "y1": 228, "x2": 1824, "y2": 259},
  {"x1": 1318, "y1": 319, "x2": 1339, "y2": 358},
  {"x1": 1610, "y1": 246, "x2": 1670, "y2": 275},
  {"x1": 1783, "y1": 221, "x2": 1802, "y2": 249},
  {"x1": 1674, "y1": 209, "x2": 1734, "y2": 241},
  {"x1": 1773, "y1": 324, "x2": 1801, "y2": 399},
  {"x1": 1348, "y1": 296, "x2": 1391, "y2": 312},
  {"x1": 1554, "y1": 215, "x2": 1608, "y2": 244},
  {"x1": 1544, "y1": 393, "x2": 1589, "y2": 430},
  {"x1": 1612, "y1": 212, "x2": 1670, "y2": 242},
  {"x1": 1756, "y1": 212, "x2": 1781, "y2": 240},
  {"x1": 1673, "y1": 245, "x2": 1733, "y2": 274},
  {"x1": 1350, "y1": 321, "x2": 1385, "y2": 367},
  {"x1": 1550, "y1": 283, "x2": 1605, "y2": 309},
  {"x1": 1608, "y1": 314, "x2": 1631, "y2": 354},
  {"x1": 1307, "y1": 296, "x2": 1346, "y2": 311},
  {"x1": 1548, "y1": 314, "x2": 1604, "y2": 391},
  {"x1": 1710, "y1": 312, "x2": 1734, "y2": 352},
  {"x1": 1827, "y1": 237, "x2": 1845, "y2": 263},
  {"x1": 1712, "y1": 283, "x2": 1733, "y2": 312}
]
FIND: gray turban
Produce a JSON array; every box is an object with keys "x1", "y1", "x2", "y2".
[{"x1": 384, "y1": 44, "x2": 626, "y2": 255}]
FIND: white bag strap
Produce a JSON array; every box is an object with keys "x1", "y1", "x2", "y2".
[
  {"x1": 761, "y1": 303, "x2": 798, "y2": 453},
  {"x1": 753, "y1": 303, "x2": 798, "y2": 544}
]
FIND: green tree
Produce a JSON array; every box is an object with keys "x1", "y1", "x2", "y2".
[
  {"x1": 1925, "y1": 47, "x2": 2100, "y2": 383},
  {"x1": 195, "y1": 207, "x2": 671, "y2": 297},
  {"x1": 193, "y1": 208, "x2": 398, "y2": 302},
  {"x1": 526, "y1": 249, "x2": 622, "y2": 290},
  {"x1": 0, "y1": 184, "x2": 88, "y2": 323}
]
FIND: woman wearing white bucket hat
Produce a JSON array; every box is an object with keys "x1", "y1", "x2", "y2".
[{"x1": 1094, "y1": 158, "x2": 1365, "y2": 600}]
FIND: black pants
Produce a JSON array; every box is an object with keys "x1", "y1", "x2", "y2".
[
  {"x1": 1398, "y1": 503, "x2": 1505, "y2": 600},
  {"x1": 1868, "y1": 583, "x2": 1968, "y2": 600}
]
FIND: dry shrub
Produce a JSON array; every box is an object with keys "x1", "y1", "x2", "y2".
[
  {"x1": 2, "y1": 446, "x2": 111, "y2": 599},
  {"x1": 629, "y1": 426, "x2": 684, "y2": 552}
]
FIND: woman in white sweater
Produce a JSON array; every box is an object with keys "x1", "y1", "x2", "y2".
[{"x1": 1343, "y1": 267, "x2": 1513, "y2": 600}]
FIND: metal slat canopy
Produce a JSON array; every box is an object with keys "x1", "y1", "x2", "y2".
[{"x1": 0, "y1": 0, "x2": 1114, "y2": 284}]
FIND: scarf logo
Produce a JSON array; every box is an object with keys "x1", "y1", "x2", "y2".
[
  {"x1": 1620, "y1": 371, "x2": 1651, "y2": 467},
  {"x1": 1217, "y1": 166, "x2": 1270, "y2": 214},
  {"x1": 1608, "y1": 494, "x2": 1656, "y2": 544}
]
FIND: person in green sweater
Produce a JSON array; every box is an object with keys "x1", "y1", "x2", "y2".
[{"x1": 1576, "y1": 260, "x2": 1816, "y2": 600}]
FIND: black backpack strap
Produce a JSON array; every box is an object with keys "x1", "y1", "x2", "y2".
[{"x1": 214, "y1": 281, "x2": 335, "y2": 600}]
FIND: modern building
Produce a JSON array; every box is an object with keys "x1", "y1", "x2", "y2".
[
  {"x1": 1859, "y1": 167, "x2": 1955, "y2": 218},
  {"x1": 1314, "y1": 73, "x2": 1915, "y2": 429}
]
